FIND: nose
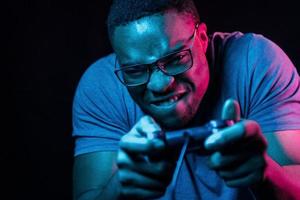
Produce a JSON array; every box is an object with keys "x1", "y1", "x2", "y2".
[{"x1": 146, "y1": 69, "x2": 175, "y2": 93}]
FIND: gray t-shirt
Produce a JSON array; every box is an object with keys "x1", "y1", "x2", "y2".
[{"x1": 72, "y1": 32, "x2": 300, "y2": 199}]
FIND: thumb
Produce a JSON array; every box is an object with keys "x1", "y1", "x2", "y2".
[{"x1": 221, "y1": 99, "x2": 241, "y2": 122}]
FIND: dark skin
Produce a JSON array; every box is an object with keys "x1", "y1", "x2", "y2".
[
  {"x1": 73, "y1": 9, "x2": 300, "y2": 200},
  {"x1": 112, "y1": 11, "x2": 210, "y2": 130},
  {"x1": 112, "y1": 10, "x2": 210, "y2": 198},
  {"x1": 117, "y1": 99, "x2": 268, "y2": 199},
  {"x1": 205, "y1": 99, "x2": 267, "y2": 187},
  {"x1": 117, "y1": 99, "x2": 300, "y2": 199},
  {"x1": 117, "y1": 116, "x2": 174, "y2": 199},
  {"x1": 112, "y1": 10, "x2": 300, "y2": 199}
]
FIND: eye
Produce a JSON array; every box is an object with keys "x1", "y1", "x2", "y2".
[
  {"x1": 125, "y1": 69, "x2": 142, "y2": 75},
  {"x1": 123, "y1": 66, "x2": 147, "y2": 76},
  {"x1": 169, "y1": 53, "x2": 188, "y2": 65}
]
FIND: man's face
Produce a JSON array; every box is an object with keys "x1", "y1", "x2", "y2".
[{"x1": 111, "y1": 10, "x2": 210, "y2": 129}]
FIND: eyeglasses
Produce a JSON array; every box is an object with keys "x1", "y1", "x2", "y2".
[{"x1": 114, "y1": 23, "x2": 199, "y2": 87}]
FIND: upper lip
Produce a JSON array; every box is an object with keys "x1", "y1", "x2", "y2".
[{"x1": 148, "y1": 91, "x2": 186, "y2": 104}]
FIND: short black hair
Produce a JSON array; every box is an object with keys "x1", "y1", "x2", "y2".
[{"x1": 107, "y1": 0, "x2": 199, "y2": 39}]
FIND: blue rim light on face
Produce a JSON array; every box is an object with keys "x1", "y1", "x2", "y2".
[{"x1": 114, "y1": 23, "x2": 200, "y2": 87}]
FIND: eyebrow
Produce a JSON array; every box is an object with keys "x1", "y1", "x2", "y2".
[{"x1": 120, "y1": 43, "x2": 187, "y2": 67}]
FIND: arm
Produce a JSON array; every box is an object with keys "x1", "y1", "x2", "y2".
[
  {"x1": 205, "y1": 33, "x2": 300, "y2": 199},
  {"x1": 73, "y1": 116, "x2": 175, "y2": 200},
  {"x1": 71, "y1": 55, "x2": 134, "y2": 199},
  {"x1": 251, "y1": 131, "x2": 300, "y2": 199},
  {"x1": 73, "y1": 151, "x2": 121, "y2": 200},
  {"x1": 204, "y1": 99, "x2": 300, "y2": 200}
]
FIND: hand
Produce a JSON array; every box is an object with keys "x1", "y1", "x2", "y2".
[
  {"x1": 117, "y1": 116, "x2": 175, "y2": 199},
  {"x1": 204, "y1": 99, "x2": 268, "y2": 187}
]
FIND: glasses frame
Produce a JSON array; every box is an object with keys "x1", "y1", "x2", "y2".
[{"x1": 114, "y1": 23, "x2": 199, "y2": 87}]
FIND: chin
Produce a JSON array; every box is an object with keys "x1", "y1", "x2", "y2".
[
  {"x1": 158, "y1": 117, "x2": 187, "y2": 130},
  {"x1": 150, "y1": 109, "x2": 196, "y2": 131}
]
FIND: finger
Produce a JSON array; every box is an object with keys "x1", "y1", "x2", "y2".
[
  {"x1": 119, "y1": 169, "x2": 166, "y2": 190},
  {"x1": 120, "y1": 116, "x2": 165, "y2": 153},
  {"x1": 221, "y1": 99, "x2": 241, "y2": 122},
  {"x1": 120, "y1": 134, "x2": 165, "y2": 153},
  {"x1": 224, "y1": 169, "x2": 264, "y2": 188},
  {"x1": 125, "y1": 115, "x2": 161, "y2": 139},
  {"x1": 141, "y1": 161, "x2": 174, "y2": 179},
  {"x1": 204, "y1": 121, "x2": 244, "y2": 150},
  {"x1": 137, "y1": 115, "x2": 162, "y2": 140},
  {"x1": 217, "y1": 155, "x2": 265, "y2": 180},
  {"x1": 118, "y1": 150, "x2": 174, "y2": 179},
  {"x1": 207, "y1": 151, "x2": 249, "y2": 170},
  {"x1": 205, "y1": 120, "x2": 267, "y2": 151},
  {"x1": 117, "y1": 149, "x2": 150, "y2": 170},
  {"x1": 121, "y1": 186, "x2": 165, "y2": 200}
]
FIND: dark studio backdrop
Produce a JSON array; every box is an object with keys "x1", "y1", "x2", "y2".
[{"x1": 8, "y1": 0, "x2": 299, "y2": 199}]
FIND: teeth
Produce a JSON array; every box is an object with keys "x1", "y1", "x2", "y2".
[
  {"x1": 157, "y1": 95, "x2": 180, "y2": 106},
  {"x1": 170, "y1": 95, "x2": 178, "y2": 102}
]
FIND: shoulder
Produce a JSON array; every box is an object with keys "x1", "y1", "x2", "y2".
[
  {"x1": 78, "y1": 53, "x2": 117, "y2": 88},
  {"x1": 209, "y1": 31, "x2": 278, "y2": 55},
  {"x1": 88, "y1": 53, "x2": 116, "y2": 74},
  {"x1": 214, "y1": 31, "x2": 298, "y2": 92},
  {"x1": 72, "y1": 53, "x2": 125, "y2": 117},
  {"x1": 72, "y1": 53, "x2": 144, "y2": 135},
  {"x1": 208, "y1": 32, "x2": 300, "y2": 125},
  {"x1": 228, "y1": 32, "x2": 290, "y2": 67},
  {"x1": 74, "y1": 53, "x2": 124, "y2": 102},
  {"x1": 209, "y1": 31, "x2": 293, "y2": 73}
]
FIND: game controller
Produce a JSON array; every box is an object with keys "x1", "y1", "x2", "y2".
[{"x1": 157, "y1": 119, "x2": 234, "y2": 151}]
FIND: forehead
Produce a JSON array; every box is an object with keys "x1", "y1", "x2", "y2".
[{"x1": 111, "y1": 10, "x2": 195, "y2": 65}]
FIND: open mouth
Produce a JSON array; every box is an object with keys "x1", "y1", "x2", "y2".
[{"x1": 152, "y1": 93, "x2": 186, "y2": 107}]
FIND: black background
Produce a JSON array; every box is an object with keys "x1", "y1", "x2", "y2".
[{"x1": 7, "y1": 1, "x2": 299, "y2": 199}]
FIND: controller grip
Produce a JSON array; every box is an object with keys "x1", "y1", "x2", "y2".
[{"x1": 160, "y1": 120, "x2": 233, "y2": 149}]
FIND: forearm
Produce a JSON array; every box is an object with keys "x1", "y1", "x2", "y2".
[
  {"x1": 73, "y1": 151, "x2": 122, "y2": 200},
  {"x1": 94, "y1": 170, "x2": 121, "y2": 200},
  {"x1": 251, "y1": 155, "x2": 300, "y2": 200},
  {"x1": 75, "y1": 171, "x2": 121, "y2": 200}
]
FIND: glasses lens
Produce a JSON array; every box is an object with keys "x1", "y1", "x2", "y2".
[
  {"x1": 117, "y1": 65, "x2": 149, "y2": 86},
  {"x1": 115, "y1": 50, "x2": 193, "y2": 86},
  {"x1": 163, "y1": 50, "x2": 192, "y2": 75}
]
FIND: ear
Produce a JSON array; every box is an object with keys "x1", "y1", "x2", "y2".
[{"x1": 197, "y1": 23, "x2": 208, "y2": 53}]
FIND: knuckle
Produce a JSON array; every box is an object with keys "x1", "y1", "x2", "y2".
[
  {"x1": 143, "y1": 115, "x2": 153, "y2": 122},
  {"x1": 119, "y1": 170, "x2": 133, "y2": 184},
  {"x1": 156, "y1": 162, "x2": 168, "y2": 173},
  {"x1": 117, "y1": 150, "x2": 125, "y2": 162},
  {"x1": 255, "y1": 155, "x2": 265, "y2": 166},
  {"x1": 118, "y1": 170, "x2": 126, "y2": 182},
  {"x1": 140, "y1": 116, "x2": 161, "y2": 133},
  {"x1": 211, "y1": 152, "x2": 223, "y2": 167},
  {"x1": 120, "y1": 133, "x2": 132, "y2": 143},
  {"x1": 248, "y1": 171, "x2": 260, "y2": 185},
  {"x1": 117, "y1": 150, "x2": 130, "y2": 167},
  {"x1": 225, "y1": 180, "x2": 235, "y2": 187},
  {"x1": 244, "y1": 120, "x2": 260, "y2": 136},
  {"x1": 120, "y1": 187, "x2": 132, "y2": 197}
]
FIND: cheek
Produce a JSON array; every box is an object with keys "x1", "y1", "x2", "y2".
[
  {"x1": 175, "y1": 61, "x2": 210, "y2": 122},
  {"x1": 195, "y1": 65, "x2": 210, "y2": 96},
  {"x1": 189, "y1": 52, "x2": 210, "y2": 95},
  {"x1": 127, "y1": 86, "x2": 145, "y2": 103}
]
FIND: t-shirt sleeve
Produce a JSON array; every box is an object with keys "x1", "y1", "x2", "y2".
[
  {"x1": 218, "y1": 32, "x2": 300, "y2": 133},
  {"x1": 242, "y1": 34, "x2": 300, "y2": 132},
  {"x1": 72, "y1": 54, "x2": 142, "y2": 156}
]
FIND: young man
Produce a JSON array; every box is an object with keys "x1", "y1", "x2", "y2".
[{"x1": 72, "y1": 0, "x2": 300, "y2": 199}]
